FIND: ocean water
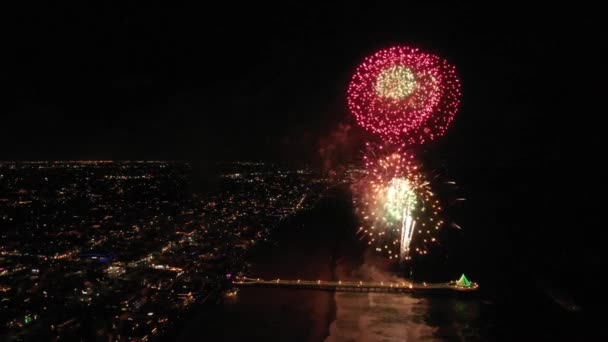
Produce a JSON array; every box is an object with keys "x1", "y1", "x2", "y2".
[
  {"x1": 178, "y1": 189, "x2": 591, "y2": 341},
  {"x1": 319, "y1": 247, "x2": 477, "y2": 342},
  {"x1": 326, "y1": 292, "x2": 440, "y2": 341}
]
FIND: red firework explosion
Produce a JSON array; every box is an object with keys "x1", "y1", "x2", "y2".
[{"x1": 347, "y1": 46, "x2": 461, "y2": 145}]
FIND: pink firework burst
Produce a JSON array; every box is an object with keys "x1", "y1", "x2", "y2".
[{"x1": 347, "y1": 46, "x2": 461, "y2": 145}]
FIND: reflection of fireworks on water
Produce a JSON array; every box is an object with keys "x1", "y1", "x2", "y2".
[
  {"x1": 352, "y1": 144, "x2": 442, "y2": 261},
  {"x1": 347, "y1": 46, "x2": 461, "y2": 145}
]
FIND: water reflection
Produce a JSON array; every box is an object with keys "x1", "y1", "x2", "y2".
[{"x1": 326, "y1": 292, "x2": 439, "y2": 341}]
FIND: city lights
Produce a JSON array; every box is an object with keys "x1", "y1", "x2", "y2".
[{"x1": 0, "y1": 161, "x2": 331, "y2": 340}]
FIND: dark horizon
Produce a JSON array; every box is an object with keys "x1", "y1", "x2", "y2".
[{"x1": 5, "y1": 3, "x2": 601, "y2": 164}]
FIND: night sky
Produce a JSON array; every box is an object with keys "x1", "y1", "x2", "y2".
[
  {"x1": 5, "y1": 3, "x2": 600, "y2": 161},
  {"x1": 5, "y1": 2, "x2": 605, "y2": 308}
]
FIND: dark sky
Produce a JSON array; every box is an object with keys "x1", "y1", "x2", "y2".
[
  {"x1": 5, "y1": 2, "x2": 601, "y2": 163},
  {"x1": 3, "y1": 3, "x2": 604, "y2": 239}
]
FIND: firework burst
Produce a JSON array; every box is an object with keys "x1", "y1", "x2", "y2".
[
  {"x1": 347, "y1": 46, "x2": 461, "y2": 145},
  {"x1": 352, "y1": 144, "x2": 443, "y2": 261}
]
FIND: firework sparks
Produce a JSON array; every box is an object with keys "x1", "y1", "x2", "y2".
[
  {"x1": 347, "y1": 46, "x2": 462, "y2": 262},
  {"x1": 352, "y1": 145, "x2": 443, "y2": 261},
  {"x1": 347, "y1": 46, "x2": 461, "y2": 145},
  {"x1": 375, "y1": 65, "x2": 417, "y2": 99}
]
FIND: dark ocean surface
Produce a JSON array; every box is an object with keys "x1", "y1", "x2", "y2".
[{"x1": 178, "y1": 187, "x2": 593, "y2": 341}]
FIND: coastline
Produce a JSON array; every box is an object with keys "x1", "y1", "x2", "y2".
[{"x1": 177, "y1": 190, "x2": 354, "y2": 341}]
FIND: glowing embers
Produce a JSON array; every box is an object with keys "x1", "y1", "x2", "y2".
[
  {"x1": 347, "y1": 46, "x2": 461, "y2": 262},
  {"x1": 347, "y1": 45, "x2": 461, "y2": 145},
  {"x1": 375, "y1": 66, "x2": 417, "y2": 99},
  {"x1": 383, "y1": 177, "x2": 417, "y2": 220},
  {"x1": 352, "y1": 146, "x2": 443, "y2": 261}
]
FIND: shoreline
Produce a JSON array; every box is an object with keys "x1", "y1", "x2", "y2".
[{"x1": 177, "y1": 190, "x2": 354, "y2": 341}]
